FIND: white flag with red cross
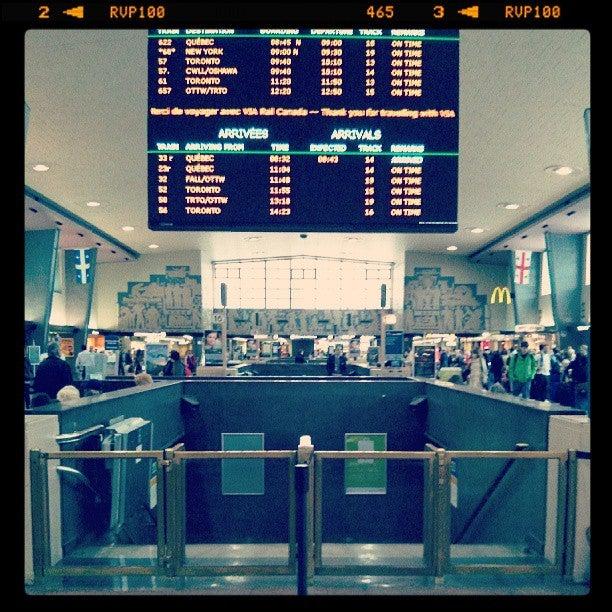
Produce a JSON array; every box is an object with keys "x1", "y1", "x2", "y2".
[{"x1": 514, "y1": 250, "x2": 532, "y2": 285}]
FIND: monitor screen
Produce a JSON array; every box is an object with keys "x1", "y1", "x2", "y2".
[{"x1": 148, "y1": 28, "x2": 459, "y2": 232}]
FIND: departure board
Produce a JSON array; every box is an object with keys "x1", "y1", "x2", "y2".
[{"x1": 148, "y1": 29, "x2": 459, "y2": 232}]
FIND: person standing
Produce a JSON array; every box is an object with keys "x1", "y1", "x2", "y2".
[
  {"x1": 468, "y1": 349, "x2": 488, "y2": 389},
  {"x1": 488, "y1": 350, "x2": 505, "y2": 387},
  {"x1": 507, "y1": 341, "x2": 537, "y2": 399},
  {"x1": 549, "y1": 347, "x2": 562, "y2": 402},
  {"x1": 536, "y1": 344, "x2": 552, "y2": 400},
  {"x1": 33, "y1": 342, "x2": 73, "y2": 399},
  {"x1": 163, "y1": 350, "x2": 186, "y2": 377},
  {"x1": 568, "y1": 345, "x2": 589, "y2": 411},
  {"x1": 338, "y1": 352, "x2": 348, "y2": 375},
  {"x1": 133, "y1": 349, "x2": 144, "y2": 375},
  {"x1": 326, "y1": 352, "x2": 336, "y2": 376},
  {"x1": 75, "y1": 344, "x2": 94, "y2": 380}
]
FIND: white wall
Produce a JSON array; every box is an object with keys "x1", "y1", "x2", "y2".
[
  {"x1": 404, "y1": 251, "x2": 514, "y2": 331},
  {"x1": 91, "y1": 251, "x2": 201, "y2": 330}
]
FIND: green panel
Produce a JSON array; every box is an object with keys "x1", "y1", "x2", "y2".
[
  {"x1": 344, "y1": 433, "x2": 387, "y2": 495},
  {"x1": 222, "y1": 433, "x2": 265, "y2": 495}
]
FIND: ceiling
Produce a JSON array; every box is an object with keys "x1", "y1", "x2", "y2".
[{"x1": 24, "y1": 29, "x2": 590, "y2": 262}]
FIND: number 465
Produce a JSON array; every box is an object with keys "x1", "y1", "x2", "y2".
[{"x1": 367, "y1": 5, "x2": 394, "y2": 18}]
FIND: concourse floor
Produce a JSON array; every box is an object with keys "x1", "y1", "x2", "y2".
[{"x1": 26, "y1": 543, "x2": 589, "y2": 596}]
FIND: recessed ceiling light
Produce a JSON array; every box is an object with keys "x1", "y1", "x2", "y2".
[
  {"x1": 86, "y1": 201, "x2": 101, "y2": 207},
  {"x1": 546, "y1": 165, "x2": 574, "y2": 176},
  {"x1": 32, "y1": 164, "x2": 49, "y2": 172},
  {"x1": 521, "y1": 235, "x2": 528, "y2": 239},
  {"x1": 470, "y1": 228, "x2": 484, "y2": 234},
  {"x1": 503, "y1": 245, "x2": 509, "y2": 248},
  {"x1": 247, "y1": 236, "x2": 260, "y2": 242},
  {"x1": 121, "y1": 226, "x2": 135, "y2": 232},
  {"x1": 542, "y1": 224, "x2": 549, "y2": 229},
  {"x1": 502, "y1": 203, "x2": 520, "y2": 210},
  {"x1": 55, "y1": 221, "x2": 63, "y2": 226},
  {"x1": 346, "y1": 236, "x2": 360, "y2": 242},
  {"x1": 148, "y1": 244, "x2": 159, "y2": 249},
  {"x1": 28, "y1": 207, "x2": 38, "y2": 213},
  {"x1": 566, "y1": 210, "x2": 576, "y2": 217},
  {"x1": 446, "y1": 246, "x2": 458, "y2": 251},
  {"x1": 77, "y1": 233, "x2": 84, "y2": 238},
  {"x1": 110, "y1": 250, "x2": 116, "y2": 254},
  {"x1": 95, "y1": 242, "x2": 102, "y2": 247},
  {"x1": 124, "y1": 257, "x2": 129, "y2": 261}
]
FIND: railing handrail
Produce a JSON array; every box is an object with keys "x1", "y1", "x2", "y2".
[
  {"x1": 174, "y1": 450, "x2": 295, "y2": 459},
  {"x1": 44, "y1": 450, "x2": 164, "y2": 459},
  {"x1": 315, "y1": 451, "x2": 435, "y2": 459}
]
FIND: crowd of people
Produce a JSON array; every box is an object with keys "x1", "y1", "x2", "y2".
[
  {"x1": 24, "y1": 341, "x2": 194, "y2": 407},
  {"x1": 440, "y1": 342, "x2": 589, "y2": 407}
]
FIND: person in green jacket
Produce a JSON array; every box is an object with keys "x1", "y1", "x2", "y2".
[{"x1": 508, "y1": 341, "x2": 538, "y2": 399}]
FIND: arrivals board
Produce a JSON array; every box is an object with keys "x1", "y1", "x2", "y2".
[{"x1": 148, "y1": 29, "x2": 459, "y2": 232}]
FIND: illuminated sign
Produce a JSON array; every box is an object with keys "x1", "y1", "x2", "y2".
[
  {"x1": 490, "y1": 286, "x2": 512, "y2": 304},
  {"x1": 148, "y1": 29, "x2": 459, "y2": 232}
]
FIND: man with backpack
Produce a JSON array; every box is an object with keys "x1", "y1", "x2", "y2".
[{"x1": 507, "y1": 341, "x2": 537, "y2": 399}]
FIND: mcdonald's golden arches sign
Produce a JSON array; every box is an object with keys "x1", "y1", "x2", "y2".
[{"x1": 490, "y1": 286, "x2": 512, "y2": 304}]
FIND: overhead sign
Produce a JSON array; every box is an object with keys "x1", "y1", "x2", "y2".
[
  {"x1": 345, "y1": 433, "x2": 387, "y2": 495},
  {"x1": 490, "y1": 286, "x2": 511, "y2": 304},
  {"x1": 148, "y1": 29, "x2": 459, "y2": 233}
]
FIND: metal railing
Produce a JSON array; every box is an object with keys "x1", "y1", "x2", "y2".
[{"x1": 29, "y1": 443, "x2": 581, "y2": 594}]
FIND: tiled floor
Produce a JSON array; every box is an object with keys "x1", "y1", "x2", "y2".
[{"x1": 26, "y1": 543, "x2": 589, "y2": 596}]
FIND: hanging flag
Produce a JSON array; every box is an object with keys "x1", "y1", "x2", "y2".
[
  {"x1": 514, "y1": 250, "x2": 532, "y2": 285},
  {"x1": 73, "y1": 248, "x2": 92, "y2": 284}
]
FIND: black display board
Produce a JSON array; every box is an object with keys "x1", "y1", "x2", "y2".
[{"x1": 148, "y1": 29, "x2": 459, "y2": 232}]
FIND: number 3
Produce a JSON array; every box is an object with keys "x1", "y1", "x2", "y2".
[{"x1": 433, "y1": 5, "x2": 444, "y2": 18}]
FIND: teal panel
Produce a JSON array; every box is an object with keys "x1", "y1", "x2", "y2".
[
  {"x1": 545, "y1": 232, "x2": 584, "y2": 328},
  {"x1": 222, "y1": 433, "x2": 264, "y2": 495},
  {"x1": 511, "y1": 251, "x2": 541, "y2": 325},
  {"x1": 25, "y1": 229, "x2": 59, "y2": 348}
]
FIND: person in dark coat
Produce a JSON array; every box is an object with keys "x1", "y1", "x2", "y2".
[
  {"x1": 326, "y1": 352, "x2": 336, "y2": 376},
  {"x1": 33, "y1": 342, "x2": 73, "y2": 399},
  {"x1": 338, "y1": 352, "x2": 348, "y2": 375},
  {"x1": 489, "y1": 350, "x2": 505, "y2": 385}
]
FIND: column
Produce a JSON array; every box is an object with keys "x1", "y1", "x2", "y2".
[{"x1": 25, "y1": 229, "x2": 60, "y2": 349}]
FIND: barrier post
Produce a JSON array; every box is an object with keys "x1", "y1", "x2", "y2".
[
  {"x1": 422, "y1": 454, "x2": 436, "y2": 575},
  {"x1": 30, "y1": 450, "x2": 50, "y2": 580},
  {"x1": 434, "y1": 449, "x2": 451, "y2": 583},
  {"x1": 295, "y1": 463, "x2": 310, "y2": 595},
  {"x1": 563, "y1": 450, "x2": 578, "y2": 580}
]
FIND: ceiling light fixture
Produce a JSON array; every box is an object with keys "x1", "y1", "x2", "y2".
[
  {"x1": 566, "y1": 210, "x2": 576, "y2": 217},
  {"x1": 247, "y1": 236, "x2": 260, "y2": 242},
  {"x1": 521, "y1": 235, "x2": 528, "y2": 239},
  {"x1": 546, "y1": 165, "x2": 574, "y2": 176},
  {"x1": 148, "y1": 244, "x2": 159, "y2": 249},
  {"x1": 446, "y1": 246, "x2": 458, "y2": 251},
  {"x1": 121, "y1": 226, "x2": 135, "y2": 231},
  {"x1": 29, "y1": 207, "x2": 38, "y2": 213},
  {"x1": 32, "y1": 164, "x2": 49, "y2": 172},
  {"x1": 86, "y1": 201, "x2": 101, "y2": 207},
  {"x1": 470, "y1": 228, "x2": 484, "y2": 234}
]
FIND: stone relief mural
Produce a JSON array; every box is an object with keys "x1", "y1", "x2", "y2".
[
  {"x1": 118, "y1": 265, "x2": 202, "y2": 331},
  {"x1": 215, "y1": 309, "x2": 381, "y2": 336},
  {"x1": 404, "y1": 267, "x2": 486, "y2": 333}
]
